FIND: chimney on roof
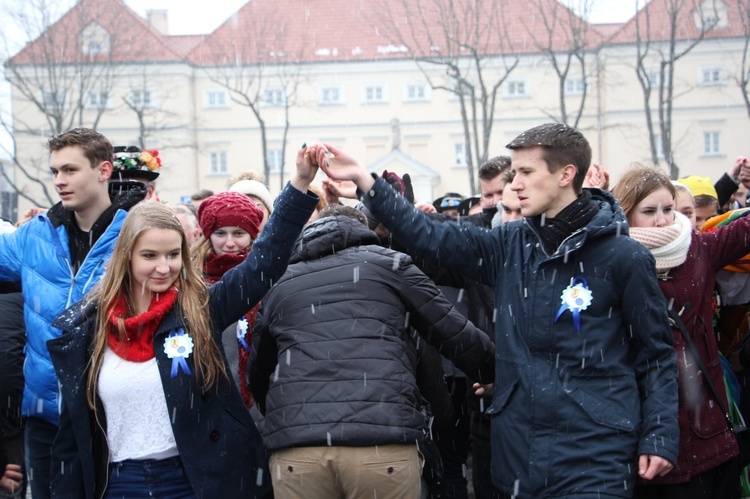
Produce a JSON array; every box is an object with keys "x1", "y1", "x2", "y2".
[{"x1": 146, "y1": 9, "x2": 169, "y2": 35}]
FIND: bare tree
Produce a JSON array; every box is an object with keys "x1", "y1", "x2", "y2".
[
  {"x1": 121, "y1": 71, "x2": 195, "y2": 151},
  {"x1": 197, "y1": 3, "x2": 308, "y2": 184},
  {"x1": 735, "y1": 0, "x2": 750, "y2": 120},
  {"x1": 1, "y1": 0, "x2": 119, "y2": 206},
  {"x1": 634, "y1": 0, "x2": 718, "y2": 178},
  {"x1": 527, "y1": 0, "x2": 597, "y2": 128},
  {"x1": 373, "y1": 0, "x2": 518, "y2": 195}
]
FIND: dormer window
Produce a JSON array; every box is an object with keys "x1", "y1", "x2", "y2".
[
  {"x1": 693, "y1": 0, "x2": 727, "y2": 30},
  {"x1": 80, "y1": 23, "x2": 111, "y2": 56}
]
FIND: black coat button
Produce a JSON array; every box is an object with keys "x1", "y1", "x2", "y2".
[{"x1": 209, "y1": 430, "x2": 219, "y2": 441}]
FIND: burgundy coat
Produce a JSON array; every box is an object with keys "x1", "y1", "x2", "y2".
[{"x1": 649, "y1": 217, "x2": 750, "y2": 483}]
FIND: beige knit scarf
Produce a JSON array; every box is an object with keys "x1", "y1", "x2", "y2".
[{"x1": 628, "y1": 211, "x2": 693, "y2": 271}]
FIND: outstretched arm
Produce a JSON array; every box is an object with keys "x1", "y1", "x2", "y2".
[{"x1": 210, "y1": 145, "x2": 319, "y2": 328}]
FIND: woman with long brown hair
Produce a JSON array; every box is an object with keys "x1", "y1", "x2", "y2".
[
  {"x1": 191, "y1": 191, "x2": 264, "y2": 408},
  {"x1": 45, "y1": 147, "x2": 318, "y2": 498}
]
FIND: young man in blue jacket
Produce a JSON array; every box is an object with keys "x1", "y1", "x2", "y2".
[
  {"x1": 0, "y1": 129, "x2": 146, "y2": 498},
  {"x1": 318, "y1": 123, "x2": 679, "y2": 498}
]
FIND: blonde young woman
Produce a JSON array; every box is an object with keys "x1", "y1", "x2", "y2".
[
  {"x1": 612, "y1": 165, "x2": 749, "y2": 499},
  {"x1": 45, "y1": 148, "x2": 318, "y2": 498}
]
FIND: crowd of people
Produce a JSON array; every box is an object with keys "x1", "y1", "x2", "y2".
[{"x1": 1, "y1": 123, "x2": 749, "y2": 499}]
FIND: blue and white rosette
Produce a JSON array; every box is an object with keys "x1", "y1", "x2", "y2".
[
  {"x1": 554, "y1": 277, "x2": 593, "y2": 331},
  {"x1": 164, "y1": 328, "x2": 194, "y2": 378},
  {"x1": 236, "y1": 318, "x2": 251, "y2": 351}
]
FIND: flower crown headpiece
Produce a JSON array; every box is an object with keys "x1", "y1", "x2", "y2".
[{"x1": 112, "y1": 145, "x2": 162, "y2": 181}]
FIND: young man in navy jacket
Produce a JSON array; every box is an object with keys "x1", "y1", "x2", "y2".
[{"x1": 318, "y1": 123, "x2": 679, "y2": 498}]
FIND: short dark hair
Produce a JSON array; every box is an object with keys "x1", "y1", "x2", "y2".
[
  {"x1": 505, "y1": 123, "x2": 591, "y2": 193},
  {"x1": 478, "y1": 156, "x2": 511, "y2": 181},
  {"x1": 191, "y1": 189, "x2": 214, "y2": 202},
  {"x1": 319, "y1": 205, "x2": 368, "y2": 227},
  {"x1": 48, "y1": 128, "x2": 113, "y2": 169},
  {"x1": 694, "y1": 194, "x2": 719, "y2": 210},
  {"x1": 500, "y1": 169, "x2": 515, "y2": 185}
]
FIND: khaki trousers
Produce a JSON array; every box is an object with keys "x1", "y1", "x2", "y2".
[{"x1": 269, "y1": 444, "x2": 422, "y2": 499}]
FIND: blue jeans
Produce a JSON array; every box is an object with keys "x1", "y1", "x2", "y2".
[
  {"x1": 24, "y1": 417, "x2": 56, "y2": 499},
  {"x1": 104, "y1": 456, "x2": 195, "y2": 499}
]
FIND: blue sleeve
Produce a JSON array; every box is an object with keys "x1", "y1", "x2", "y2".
[
  {"x1": 209, "y1": 183, "x2": 318, "y2": 331},
  {"x1": 0, "y1": 220, "x2": 30, "y2": 282},
  {"x1": 363, "y1": 176, "x2": 503, "y2": 286}
]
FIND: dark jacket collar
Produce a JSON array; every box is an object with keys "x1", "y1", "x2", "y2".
[{"x1": 290, "y1": 216, "x2": 381, "y2": 264}]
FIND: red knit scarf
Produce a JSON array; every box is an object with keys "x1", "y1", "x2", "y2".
[
  {"x1": 204, "y1": 251, "x2": 258, "y2": 408},
  {"x1": 107, "y1": 288, "x2": 179, "y2": 362}
]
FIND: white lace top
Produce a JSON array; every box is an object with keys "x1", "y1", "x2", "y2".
[{"x1": 98, "y1": 347, "x2": 179, "y2": 462}]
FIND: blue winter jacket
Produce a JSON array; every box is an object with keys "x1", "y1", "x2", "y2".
[
  {"x1": 0, "y1": 205, "x2": 130, "y2": 426},
  {"x1": 361, "y1": 178, "x2": 679, "y2": 498}
]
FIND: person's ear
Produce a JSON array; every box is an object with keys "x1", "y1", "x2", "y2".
[
  {"x1": 559, "y1": 164, "x2": 578, "y2": 188},
  {"x1": 99, "y1": 161, "x2": 113, "y2": 182}
]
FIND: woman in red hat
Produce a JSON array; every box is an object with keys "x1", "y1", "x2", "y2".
[{"x1": 192, "y1": 191, "x2": 265, "y2": 408}]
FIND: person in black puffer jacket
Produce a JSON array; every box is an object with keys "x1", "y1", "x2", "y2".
[{"x1": 250, "y1": 205, "x2": 495, "y2": 499}]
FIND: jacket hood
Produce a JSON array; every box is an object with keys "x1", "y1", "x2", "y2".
[
  {"x1": 585, "y1": 188, "x2": 629, "y2": 238},
  {"x1": 290, "y1": 216, "x2": 380, "y2": 264}
]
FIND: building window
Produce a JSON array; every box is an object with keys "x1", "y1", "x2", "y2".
[
  {"x1": 404, "y1": 83, "x2": 429, "y2": 102},
  {"x1": 454, "y1": 143, "x2": 466, "y2": 166},
  {"x1": 129, "y1": 89, "x2": 153, "y2": 108},
  {"x1": 267, "y1": 149, "x2": 283, "y2": 173},
  {"x1": 703, "y1": 131, "x2": 720, "y2": 156},
  {"x1": 43, "y1": 91, "x2": 64, "y2": 109},
  {"x1": 85, "y1": 90, "x2": 108, "y2": 109},
  {"x1": 505, "y1": 80, "x2": 528, "y2": 98},
  {"x1": 79, "y1": 22, "x2": 110, "y2": 56},
  {"x1": 262, "y1": 88, "x2": 285, "y2": 107},
  {"x1": 204, "y1": 90, "x2": 229, "y2": 109},
  {"x1": 700, "y1": 67, "x2": 725, "y2": 86},
  {"x1": 319, "y1": 86, "x2": 344, "y2": 105},
  {"x1": 564, "y1": 78, "x2": 584, "y2": 96},
  {"x1": 210, "y1": 151, "x2": 228, "y2": 174},
  {"x1": 362, "y1": 84, "x2": 387, "y2": 104},
  {"x1": 693, "y1": 0, "x2": 728, "y2": 30}
]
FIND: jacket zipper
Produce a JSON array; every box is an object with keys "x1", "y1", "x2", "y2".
[{"x1": 63, "y1": 212, "x2": 121, "y2": 307}]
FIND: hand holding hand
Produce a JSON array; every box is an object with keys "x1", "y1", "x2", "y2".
[
  {"x1": 637, "y1": 454, "x2": 673, "y2": 480},
  {"x1": 290, "y1": 143, "x2": 320, "y2": 193},
  {"x1": 317, "y1": 144, "x2": 374, "y2": 192},
  {"x1": 321, "y1": 178, "x2": 358, "y2": 203},
  {"x1": 583, "y1": 163, "x2": 610, "y2": 190},
  {"x1": 731, "y1": 156, "x2": 749, "y2": 181},
  {"x1": 415, "y1": 202, "x2": 437, "y2": 214}
]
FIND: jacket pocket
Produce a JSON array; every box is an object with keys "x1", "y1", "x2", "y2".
[
  {"x1": 562, "y1": 378, "x2": 638, "y2": 432},
  {"x1": 486, "y1": 379, "x2": 519, "y2": 416}
]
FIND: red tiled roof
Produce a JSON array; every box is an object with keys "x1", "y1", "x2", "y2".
[
  {"x1": 608, "y1": 0, "x2": 744, "y2": 45},
  {"x1": 10, "y1": 0, "x2": 184, "y2": 65},
  {"x1": 23, "y1": 0, "x2": 725, "y2": 68},
  {"x1": 164, "y1": 35, "x2": 206, "y2": 57},
  {"x1": 591, "y1": 22, "x2": 627, "y2": 40},
  {"x1": 187, "y1": 0, "x2": 605, "y2": 65}
]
